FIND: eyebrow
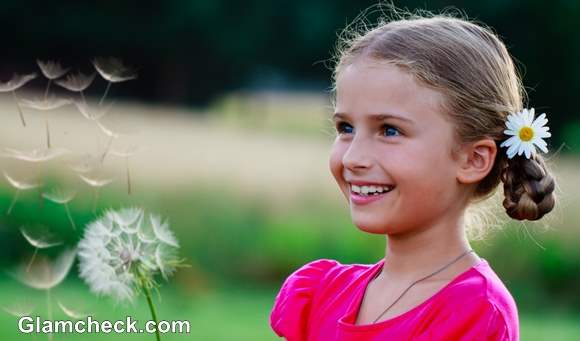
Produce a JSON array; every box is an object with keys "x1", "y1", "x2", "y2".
[{"x1": 332, "y1": 112, "x2": 415, "y2": 124}]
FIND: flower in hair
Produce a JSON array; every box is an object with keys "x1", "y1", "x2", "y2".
[{"x1": 500, "y1": 108, "x2": 551, "y2": 159}]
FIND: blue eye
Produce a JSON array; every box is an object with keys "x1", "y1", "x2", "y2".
[
  {"x1": 335, "y1": 122, "x2": 353, "y2": 134},
  {"x1": 335, "y1": 122, "x2": 402, "y2": 137},
  {"x1": 383, "y1": 125, "x2": 401, "y2": 137}
]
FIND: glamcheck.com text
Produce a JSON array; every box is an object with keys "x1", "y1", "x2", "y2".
[{"x1": 18, "y1": 316, "x2": 191, "y2": 334}]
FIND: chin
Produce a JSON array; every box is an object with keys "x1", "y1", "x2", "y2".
[{"x1": 351, "y1": 216, "x2": 389, "y2": 234}]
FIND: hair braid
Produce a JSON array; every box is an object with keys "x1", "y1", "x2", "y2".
[{"x1": 501, "y1": 153, "x2": 556, "y2": 220}]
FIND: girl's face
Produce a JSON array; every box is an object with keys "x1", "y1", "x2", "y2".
[{"x1": 329, "y1": 60, "x2": 465, "y2": 235}]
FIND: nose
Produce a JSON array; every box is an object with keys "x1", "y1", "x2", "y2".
[{"x1": 342, "y1": 135, "x2": 373, "y2": 170}]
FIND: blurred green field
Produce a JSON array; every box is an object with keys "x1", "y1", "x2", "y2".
[
  {"x1": 0, "y1": 280, "x2": 579, "y2": 340},
  {"x1": 1, "y1": 92, "x2": 580, "y2": 339}
]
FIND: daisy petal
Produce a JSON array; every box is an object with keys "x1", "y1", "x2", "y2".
[
  {"x1": 517, "y1": 142, "x2": 527, "y2": 156},
  {"x1": 506, "y1": 139, "x2": 520, "y2": 157},
  {"x1": 537, "y1": 130, "x2": 551, "y2": 138},
  {"x1": 532, "y1": 113, "x2": 548, "y2": 129},
  {"x1": 536, "y1": 126, "x2": 550, "y2": 133},
  {"x1": 534, "y1": 138, "x2": 548, "y2": 153},
  {"x1": 506, "y1": 119, "x2": 517, "y2": 131},
  {"x1": 503, "y1": 129, "x2": 517, "y2": 136},
  {"x1": 524, "y1": 146, "x2": 532, "y2": 159},
  {"x1": 507, "y1": 146, "x2": 517, "y2": 159},
  {"x1": 500, "y1": 135, "x2": 518, "y2": 148},
  {"x1": 512, "y1": 113, "x2": 524, "y2": 127}
]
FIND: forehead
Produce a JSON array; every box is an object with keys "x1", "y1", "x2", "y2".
[{"x1": 334, "y1": 60, "x2": 446, "y2": 125}]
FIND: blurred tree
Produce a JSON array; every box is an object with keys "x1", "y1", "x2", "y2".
[{"x1": 1, "y1": 0, "x2": 578, "y2": 152}]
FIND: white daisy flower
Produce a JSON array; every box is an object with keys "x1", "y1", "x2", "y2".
[
  {"x1": 77, "y1": 207, "x2": 183, "y2": 303},
  {"x1": 500, "y1": 108, "x2": 551, "y2": 159}
]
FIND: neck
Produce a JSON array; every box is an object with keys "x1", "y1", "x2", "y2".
[{"x1": 379, "y1": 214, "x2": 475, "y2": 282}]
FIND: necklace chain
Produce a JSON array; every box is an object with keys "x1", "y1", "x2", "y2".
[{"x1": 370, "y1": 249, "x2": 475, "y2": 324}]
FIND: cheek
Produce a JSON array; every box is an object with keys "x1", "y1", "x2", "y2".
[
  {"x1": 329, "y1": 141, "x2": 346, "y2": 184},
  {"x1": 397, "y1": 144, "x2": 457, "y2": 200}
]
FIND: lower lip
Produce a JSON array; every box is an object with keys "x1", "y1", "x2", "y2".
[{"x1": 350, "y1": 189, "x2": 393, "y2": 205}]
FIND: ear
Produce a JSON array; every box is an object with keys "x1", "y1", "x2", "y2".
[{"x1": 455, "y1": 138, "x2": 497, "y2": 185}]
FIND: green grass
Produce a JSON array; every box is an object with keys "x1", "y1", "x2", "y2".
[
  {"x1": 0, "y1": 279, "x2": 579, "y2": 340},
  {"x1": 0, "y1": 279, "x2": 276, "y2": 340}
]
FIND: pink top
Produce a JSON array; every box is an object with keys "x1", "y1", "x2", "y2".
[{"x1": 270, "y1": 258, "x2": 519, "y2": 340}]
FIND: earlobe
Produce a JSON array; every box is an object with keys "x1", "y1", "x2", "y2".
[{"x1": 456, "y1": 139, "x2": 497, "y2": 184}]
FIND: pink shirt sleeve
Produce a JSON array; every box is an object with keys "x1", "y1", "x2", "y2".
[
  {"x1": 417, "y1": 296, "x2": 514, "y2": 340},
  {"x1": 270, "y1": 259, "x2": 338, "y2": 341}
]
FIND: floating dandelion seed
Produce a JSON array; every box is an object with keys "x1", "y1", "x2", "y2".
[
  {"x1": 42, "y1": 187, "x2": 77, "y2": 230},
  {"x1": 68, "y1": 153, "x2": 99, "y2": 174},
  {"x1": 78, "y1": 208, "x2": 185, "y2": 341},
  {"x1": 110, "y1": 146, "x2": 139, "y2": 195},
  {"x1": 20, "y1": 96, "x2": 72, "y2": 149},
  {"x1": 92, "y1": 57, "x2": 137, "y2": 106},
  {"x1": 20, "y1": 96, "x2": 72, "y2": 111},
  {"x1": 3, "y1": 171, "x2": 42, "y2": 215},
  {"x1": 2, "y1": 302, "x2": 35, "y2": 317},
  {"x1": 74, "y1": 100, "x2": 114, "y2": 153},
  {"x1": 1, "y1": 147, "x2": 69, "y2": 163},
  {"x1": 55, "y1": 71, "x2": 96, "y2": 106},
  {"x1": 57, "y1": 300, "x2": 88, "y2": 319},
  {"x1": 20, "y1": 225, "x2": 63, "y2": 272},
  {"x1": 74, "y1": 100, "x2": 112, "y2": 121},
  {"x1": 78, "y1": 174, "x2": 114, "y2": 213},
  {"x1": 12, "y1": 247, "x2": 76, "y2": 290},
  {"x1": 96, "y1": 120, "x2": 122, "y2": 163},
  {"x1": 0, "y1": 72, "x2": 37, "y2": 127},
  {"x1": 37, "y1": 60, "x2": 69, "y2": 100},
  {"x1": 11, "y1": 247, "x2": 76, "y2": 341}
]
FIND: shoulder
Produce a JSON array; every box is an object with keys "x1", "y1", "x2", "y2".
[
  {"x1": 426, "y1": 259, "x2": 519, "y2": 340},
  {"x1": 269, "y1": 258, "x2": 367, "y2": 340}
]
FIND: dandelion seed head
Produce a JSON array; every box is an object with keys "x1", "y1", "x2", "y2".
[{"x1": 78, "y1": 207, "x2": 181, "y2": 303}]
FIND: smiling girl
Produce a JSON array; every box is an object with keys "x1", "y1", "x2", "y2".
[{"x1": 270, "y1": 7, "x2": 556, "y2": 341}]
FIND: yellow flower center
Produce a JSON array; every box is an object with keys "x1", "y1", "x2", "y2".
[{"x1": 519, "y1": 126, "x2": 534, "y2": 141}]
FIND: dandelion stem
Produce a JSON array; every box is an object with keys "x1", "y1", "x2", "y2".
[
  {"x1": 11, "y1": 90, "x2": 26, "y2": 127},
  {"x1": 92, "y1": 188, "x2": 99, "y2": 214},
  {"x1": 44, "y1": 79, "x2": 52, "y2": 101},
  {"x1": 46, "y1": 120, "x2": 51, "y2": 149},
  {"x1": 100, "y1": 135, "x2": 113, "y2": 163},
  {"x1": 80, "y1": 91, "x2": 87, "y2": 107},
  {"x1": 64, "y1": 203, "x2": 76, "y2": 230},
  {"x1": 26, "y1": 248, "x2": 38, "y2": 273},
  {"x1": 7, "y1": 190, "x2": 20, "y2": 215},
  {"x1": 126, "y1": 156, "x2": 132, "y2": 195},
  {"x1": 38, "y1": 187, "x2": 44, "y2": 210},
  {"x1": 46, "y1": 288, "x2": 53, "y2": 341},
  {"x1": 99, "y1": 81, "x2": 111, "y2": 107},
  {"x1": 137, "y1": 267, "x2": 161, "y2": 341},
  {"x1": 94, "y1": 122, "x2": 101, "y2": 155}
]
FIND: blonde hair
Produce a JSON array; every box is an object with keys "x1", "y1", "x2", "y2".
[{"x1": 330, "y1": 4, "x2": 557, "y2": 237}]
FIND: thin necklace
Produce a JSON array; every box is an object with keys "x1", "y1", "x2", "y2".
[{"x1": 369, "y1": 249, "x2": 475, "y2": 324}]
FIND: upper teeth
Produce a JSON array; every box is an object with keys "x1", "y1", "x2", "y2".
[{"x1": 351, "y1": 184, "x2": 393, "y2": 194}]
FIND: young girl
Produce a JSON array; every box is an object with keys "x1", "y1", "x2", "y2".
[{"x1": 269, "y1": 8, "x2": 556, "y2": 341}]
